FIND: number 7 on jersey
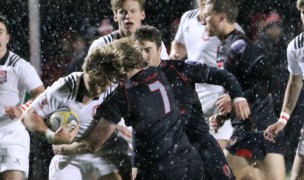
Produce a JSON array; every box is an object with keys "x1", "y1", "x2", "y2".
[{"x1": 148, "y1": 81, "x2": 171, "y2": 114}]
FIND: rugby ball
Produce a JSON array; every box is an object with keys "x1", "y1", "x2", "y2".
[{"x1": 48, "y1": 107, "x2": 79, "y2": 131}]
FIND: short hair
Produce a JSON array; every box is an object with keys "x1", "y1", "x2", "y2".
[
  {"x1": 111, "y1": 0, "x2": 146, "y2": 13},
  {"x1": 205, "y1": 0, "x2": 239, "y2": 23},
  {"x1": 0, "y1": 15, "x2": 10, "y2": 34},
  {"x1": 297, "y1": 0, "x2": 304, "y2": 10},
  {"x1": 134, "y1": 25, "x2": 162, "y2": 48}
]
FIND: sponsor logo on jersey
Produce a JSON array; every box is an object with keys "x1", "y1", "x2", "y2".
[
  {"x1": 231, "y1": 39, "x2": 246, "y2": 53},
  {"x1": 0, "y1": 70, "x2": 7, "y2": 84},
  {"x1": 39, "y1": 98, "x2": 48, "y2": 109}
]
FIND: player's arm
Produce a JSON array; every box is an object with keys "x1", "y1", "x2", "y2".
[
  {"x1": 169, "y1": 40, "x2": 187, "y2": 60},
  {"x1": 53, "y1": 116, "x2": 116, "y2": 155},
  {"x1": 264, "y1": 74, "x2": 303, "y2": 142},
  {"x1": 192, "y1": 63, "x2": 250, "y2": 119}
]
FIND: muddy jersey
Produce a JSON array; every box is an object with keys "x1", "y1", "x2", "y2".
[
  {"x1": 217, "y1": 29, "x2": 278, "y2": 130},
  {"x1": 89, "y1": 30, "x2": 169, "y2": 59},
  {"x1": 0, "y1": 51, "x2": 43, "y2": 130},
  {"x1": 158, "y1": 60, "x2": 243, "y2": 139},
  {"x1": 287, "y1": 32, "x2": 304, "y2": 75},
  {"x1": 95, "y1": 67, "x2": 195, "y2": 170}
]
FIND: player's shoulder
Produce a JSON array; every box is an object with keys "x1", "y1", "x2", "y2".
[
  {"x1": 288, "y1": 32, "x2": 304, "y2": 52},
  {"x1": 89, "y1": 30, "x2": 120, "y2": 53},
  {"x1": 49, "y1": 72, "x2": 82, "y2": 100},
  {"x1": 6, "y1": 51, "x2": 29, "y2": 67},
  {"x1": 181, "y1": 9, "x2": 199, "y2": 20}
]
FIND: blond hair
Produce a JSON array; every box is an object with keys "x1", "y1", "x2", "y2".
[
  {"x1": 111, "y1": 0, "x2": 146, "y2": 13},
  {"x1": 297, "y1": 0, "x2": 304, "y2": 9}
]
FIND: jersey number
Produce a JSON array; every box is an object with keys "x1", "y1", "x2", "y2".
[{"x1": 148, "y1": 81, "x2": 171, "y2": 114}]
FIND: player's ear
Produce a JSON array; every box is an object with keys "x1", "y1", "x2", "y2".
[
  {"x1": 113, "y1": 11, "x2": 118, "y2": 22},
  {"x1": 140, "y1": 10, "x2": 145, "y2": 20}
]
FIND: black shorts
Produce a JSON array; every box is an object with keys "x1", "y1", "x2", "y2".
[{"x1": 226, "y1": 131, "x2": 285, "y2": 160}]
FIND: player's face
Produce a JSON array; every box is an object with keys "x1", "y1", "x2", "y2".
[
  {"x1": 114, "y1": 0, "x2": 145, "y2": 37},
  {"x1": 204, "y1": 3, "x2": 222, "y2": 37},
  {"x1": 83, "y1": 73, "x2": 109, "y2": 97},
  {"x1": 301, "y1": 8, "x2": 304, "y2": 25},
  {"x1": 135, "y1": 40, "x2": 161, "y2": 67},
  {"x1": 198, "y1": 0, "x2": 206, "y2": 24},
  {"x1": 0, "y1": 22, "x2": 10, "y2": 55}
]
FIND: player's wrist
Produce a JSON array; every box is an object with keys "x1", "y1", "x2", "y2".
[
  {"x1": 277, "y1": 112, "x2": 290, "y2": 125},
  {"x1": 45, "y1": 128, "x2": 55, "y2": 144},
  {"x1": 18, "y1": 100, "x2": 33, "y2": 112}
]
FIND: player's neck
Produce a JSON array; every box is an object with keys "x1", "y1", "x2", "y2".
[
  {"x1": 218, "y1": 23, "x2": 236, "y2": 41},
  {"x1": 127, "y1": 68, "x2": 142, "y2": 79},
  {"x1": 0, "y1": 48, "x2": 8, "y2": 60}
]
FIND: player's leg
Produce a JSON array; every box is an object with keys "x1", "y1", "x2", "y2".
[
  {"x1": 194, "y1": 133, "x2": 235, "y2": 179},
  {"x1": 291, "y1": 153, "x2": 304, "y2": 180},
  {"x1": 0, "y1": 129, "x2": 30, "y2": 180},
  {"x1": 224, "y1": 150, "x2": 260, "y2": 180},
  {"x1": 291, "y1": 129, "x2": 304, "y2": 180},
  {"x1": 258, "y1": 153, "x2": 285, "y2": 180}
]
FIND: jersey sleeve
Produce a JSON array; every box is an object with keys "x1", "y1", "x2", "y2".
[
  {"x1": 161, "y1": 41, "x2": 169, "y2": 60},
  {"x1": 287, "y1": 41, "x2": 303, "y2": 75},
  {"x1": 88, "y1": 37, "x2": 106, "y2": 54},
  {"x1": 174, "y1": 10, "x2": 190, "y2": 44},
  {"x1": 16, "y1": 60, "x2": 43, "y2": 92},
  {"x1": 30, "y1": 77, "x2": 68, "y2": 118},
  {"x1": 94, "y1": 90, "x2": 125, "y2": 125}
]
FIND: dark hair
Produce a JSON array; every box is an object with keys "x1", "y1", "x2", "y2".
[
  {"x1": 134, "y1": 25, "x2": 162, "y2": 48},
  {"x1": 206, "y1": 0, "x2": 238, "y2": 23},
  {"x1": 0, "y1": 16, "x2": 10, "y2": 34}
]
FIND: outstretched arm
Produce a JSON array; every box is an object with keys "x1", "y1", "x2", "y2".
[
  {"x1": 264, "y1": 74, "x2": 303, "y2": 142},
  {"x1": 169, "y1": 40, "x2": 187, "y2": 60},
  {"x1": 53, "y1": 117, "x2": 116, "y2": 155}
]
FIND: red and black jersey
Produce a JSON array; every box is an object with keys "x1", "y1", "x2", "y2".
[
  {"x1": 159, "y1": 59, "x2": 244, "y2": 140},
  {"x1": 95, "y1": 67, "x2": 194, "y2": 170},
  {"x1": 217, "y1": 29, "x2": 279, "y2": 130}
]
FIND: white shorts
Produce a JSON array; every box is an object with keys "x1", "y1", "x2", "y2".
[
  {"x1": 199, "y1": 92, "x2": 234, "y2": 140},
  {"x1": 209, "y1": 119, "x2": 233, "y2": 141},
  {"x1": 49, "y1": 154, "x2": 117, "y2": 180},
  {"x1": 0, "y1": 128, "x2": 30, "y2": 177}
]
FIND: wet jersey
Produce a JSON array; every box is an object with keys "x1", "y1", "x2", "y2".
[
  {"x1": 89, "y1": 30, "x2": 169, "y2": 59},
  {"x1": 287, "y1": 32, "x2": 304, "y2": 75},
  {"x1": 217, "y1": 29, "x2": 278, "y2": 130},
  {"x1": 95, "y1": 67, "x2": 194, "y2": 170},
  {"x1": 0, "y1": 51, "x2": 43, "y2": 130},
  {"x1": 31, "y1": 72, "x2": 119, "y2": 143},
  {"x1": 159, "y1": 60, "x2": 243, "y2": 139}
]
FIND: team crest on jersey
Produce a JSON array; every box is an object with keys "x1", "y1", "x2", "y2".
[
  {"x1": 0, "y1": 70, "x2": 7, "y2": 84},
  {"x1": 231, "y1": 39, "x2": 246, "y2": 53}
]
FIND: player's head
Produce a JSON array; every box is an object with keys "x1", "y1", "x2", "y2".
[
  {"x1": 297, "y1": 0, "x2": 304, "y2": 24},
  {"x1": 0, "y1": 16, "x2": 10, "y2": 53},
  {"x1": 83, "y1": 43, "x2": 125, "y2": 96},
  {"x1": 111, "y1": 0, "x2": 146, "y2": 37},
  {"x1": 204, "y1": 0, "x2": 238, "y2": 36},
  {"x1": 134, "y1": 25, "x2": 162, "y2": 67}
]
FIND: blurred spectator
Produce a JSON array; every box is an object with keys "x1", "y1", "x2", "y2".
[{"x1": 98, "y1": 18, "x2": 114, "y2": 36}]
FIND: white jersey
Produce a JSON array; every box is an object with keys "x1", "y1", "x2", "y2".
[
  {"x1": 0, "y1": 51, "x2": 43, "y2": 130},
  {"x1": 287, "y1": 32, "x2": 304, "y2": 75},
  {"x1": 31, "y1": 72, "x2": 115, "y2": 140},
  {"x1": 31, "y1": 72, "x2": 129, "y2": 178},
  {"x1": 89, "y1": 30, "x2": 169, "y2": 59},
  {"x1": 174, "y1": 9, "x2": 224, "y2": 100}
]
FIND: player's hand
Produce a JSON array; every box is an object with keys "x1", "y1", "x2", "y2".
[
  {"x1": 216, "y1": 94, "x2": 232, "y2": 115},
  {"x1": 132, "y1": 167, "x2": 138, "y2": 180},
  {"x1": 54, "y1": 123, "x2": 80, "y2": 144},
  {"x1": 52, "y1": 144, "x2": 65, "y2": 155},
  {"x1": 233, "y1": 99, "x2": 250, "y2": 120},
  {"x1": 209, "y1": 114, "x2": 229, "y2": 133},
  {"x1": 5, "y1": 106, "x2": 22, "y2": 119},
  {"x1": 264, "y1": 122, "x2": 286, "y2": 143},
  {"x1": 169, "y1": 51, "x2": 180, "y2": 60},
  {"x1": 117, "y1": 125, "x2": 132, "y2": 143}
]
